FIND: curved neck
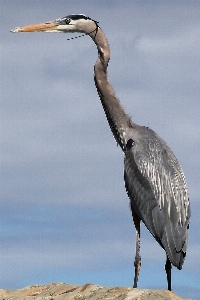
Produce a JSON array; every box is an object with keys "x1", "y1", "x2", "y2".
[{"x1": 89, "y1": 26, "x2": 133, "y2": 151}]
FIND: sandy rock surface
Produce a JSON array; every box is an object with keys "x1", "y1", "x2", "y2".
[{"x1": 0, "y1": 283, "x2": 190, "y2": 300}]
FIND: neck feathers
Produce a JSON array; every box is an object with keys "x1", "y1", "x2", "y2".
[{"x1": 89, "y1": 26, "x2": 133, "y2": 151}]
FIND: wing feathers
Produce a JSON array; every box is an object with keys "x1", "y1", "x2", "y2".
[{"x1": 124, "y1": 128, "x2": 190, "y2": 268}]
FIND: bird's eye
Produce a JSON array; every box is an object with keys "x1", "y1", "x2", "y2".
[{"x1": 65, "y1": 18, "x2": 71, "y2": 24}]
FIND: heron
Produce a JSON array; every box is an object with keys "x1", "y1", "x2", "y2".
[{"x1": 11, "y1": 14, "x2": 191, "y2": 291}]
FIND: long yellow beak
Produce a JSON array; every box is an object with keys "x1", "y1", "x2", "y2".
[{"x1": 11, "y1": 21, "x2": 58, "y2": 33}]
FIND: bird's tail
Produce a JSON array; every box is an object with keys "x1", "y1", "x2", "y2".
[{"x1": 161, "y1": 220, "x2": 189, "y2": 269}]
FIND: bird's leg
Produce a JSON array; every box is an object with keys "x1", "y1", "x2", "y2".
[
  {"x1": 131, "y1": 206, "x2": 141, "y2": 288},
  {"x1": 133, "y1": 224, "x2": 141, "y2": 288},
  {"x1": 165, "y1": 256, "x2": 172, "y2": 291}
]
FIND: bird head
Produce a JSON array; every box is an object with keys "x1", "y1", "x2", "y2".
[{"x1": 11, "y1": 14, "x2": 98, "y2": 34}]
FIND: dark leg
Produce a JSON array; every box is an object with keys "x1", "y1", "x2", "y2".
[
  {"x1": 165, "y1": 256, "x2": 172, "y2": 291},
  {"x1": 131, "y1": 207, "x2": 141, "y2": 288}
]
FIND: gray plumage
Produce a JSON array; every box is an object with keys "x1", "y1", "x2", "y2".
[{"x1": 124, "y1": 128, "x2": 190, "y2": 269}]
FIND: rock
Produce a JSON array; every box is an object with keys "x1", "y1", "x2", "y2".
[{"x1": 0, "y1": 283, "x2": 191, "y2": 300}]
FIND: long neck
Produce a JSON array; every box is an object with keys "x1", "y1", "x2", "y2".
[{"x1": 89, "y1": 26, "x2": 133, "y2": 151}]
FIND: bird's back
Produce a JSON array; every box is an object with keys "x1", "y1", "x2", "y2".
[{"x1": 124, "y1": 126, "x2": 190, "y2": 268}]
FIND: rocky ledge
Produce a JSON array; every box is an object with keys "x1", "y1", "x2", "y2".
[{"x1": 0, "y1": 282, "x2": 190, "y2": 300}]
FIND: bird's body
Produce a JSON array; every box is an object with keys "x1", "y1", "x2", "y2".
[
  {"x1": 124, "y1": 127, "x2": 189, "y2": 268},
  {"x1": 11, "y1": 14, "x2": 191, "y2": 290}
]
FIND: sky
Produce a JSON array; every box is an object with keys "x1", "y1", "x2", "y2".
[{"x1": 1, "y1": 1, "x2": 200, "y2": 299}]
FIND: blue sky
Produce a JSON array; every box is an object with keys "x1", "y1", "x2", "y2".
[{"x1": 1, "y1": 1, "x2": 200, "y2": 299}]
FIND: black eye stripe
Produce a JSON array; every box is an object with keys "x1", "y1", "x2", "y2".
[
  {"x1": 64, "y1": 14, "x2": 89, "y2": 21},
  {"x1": 57, "y1": 14, "x2": 99, "y2": 28}
]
